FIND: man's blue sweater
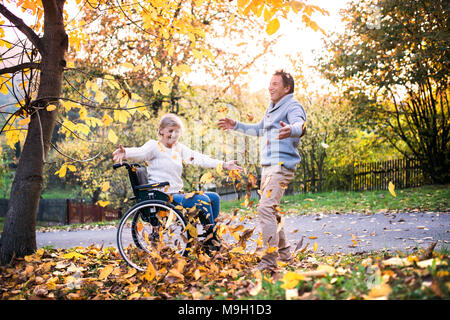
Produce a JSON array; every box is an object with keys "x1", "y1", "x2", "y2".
[{"x1": 233, "y1": 93, "x2": 307, "y2": 170}]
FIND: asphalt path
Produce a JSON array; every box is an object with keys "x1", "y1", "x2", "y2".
[{"x1": 36, "y1": 211, "x2": 450, "y2": 254}]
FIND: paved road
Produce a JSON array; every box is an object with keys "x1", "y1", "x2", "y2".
[{"x1": 36, "y1": 211, "x2": 450, "y2": 254}]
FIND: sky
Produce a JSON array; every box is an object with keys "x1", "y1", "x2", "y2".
[
  {"x1": 183, "y1": 0, "x2": 351, "y2": 94},
  {"x1": 244, "y1": 0, "x2": 351, "y2": 93}
]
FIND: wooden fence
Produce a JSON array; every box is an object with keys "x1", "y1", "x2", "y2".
[
  {"x1": 67, "y1": 201, "x2": 121, "y2": 224},
  {"x1": 0, "y1": 199, "x2": 121, "y2": 225},
  {"x1": 351, "y1": 158, "x2": 423, "y2": 192}
]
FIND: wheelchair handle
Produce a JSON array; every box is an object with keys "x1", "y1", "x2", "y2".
[{"x1": 113, "y1": 162, "x2": 130, "y2": 170}]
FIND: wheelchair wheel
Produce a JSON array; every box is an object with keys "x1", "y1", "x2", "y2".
[{"x1": 117, "y1": 200, "x2": 190, "y2": 272}]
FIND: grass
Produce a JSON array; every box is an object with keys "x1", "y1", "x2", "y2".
[
  {"x1": 222, "y1": 184, "x2": 449, "y2": 216},
  {"x1": 41, "y1": 187, "x2": 79, "y2": 199}
]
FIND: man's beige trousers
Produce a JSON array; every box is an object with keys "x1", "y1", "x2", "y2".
[{"x1": 257, "y1": 165, "x2": 295, "y2": 267}]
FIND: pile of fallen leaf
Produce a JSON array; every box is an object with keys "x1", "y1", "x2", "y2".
[{"x1": 1, "y1": 214, "x2": 449, "y2": 300}]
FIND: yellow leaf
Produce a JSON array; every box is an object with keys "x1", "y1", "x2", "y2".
[
  {"x1": 266, "y1": 190, "x2": 272, "y2": 198},
  {"x1": 165, "y1": 210, "x2": 175, "y2": 229},
  {"x1": 367, "y1": 283, "x2": 392, "y2": 299},
  {"x1": 142, "y1": 261, "x2": 157, "y2": 282},
  {"x1": 159, "y1": 81, "x2": 171, "y2": 96},
  {"x1": 313, "y1": 242, "x2": 318, "y2": 252},
  {"x1": 267, "y1": 246, "x2": 278, "y2": 254},
  {"x1": 200, "y1": 172, "x2": 214, "y2": 185},
  {"x1": 121, "y1": 62, "x2": 134, "y2": 69},
  {"x1": 230, "y1": 246, "x2": 244, "y2": 253},
  {"x1": 309, "y1": 236, "x2": 317, "y2": 239},
  {"x1": 316, "y1": 264, "x2": 335, "y2": 275},
  {"x1": 46, "y1": 104, "x2": 57, "y2": 111},
  {"x1": 388, "y1": 181, "x2": 396, "y2": 197},
  {"x1": 108, "y1": 129, "x2": 118, "y2": 144},
  {"x1": 55, "y1": 164, "x2": 67, "y2": 178},
  {"x1": 266, "y1": 18, "x2": 280, "y2": 36},
  {"x1": 94, "y1": 91, "x2": 105, "y2": 103},
  {"x1": 102, "y1": 113, "x2": 113, "y2": 126},
  {"x1": 67, "y1": 165, "x2": 76, "y2": 172},
  {"x1": 185, "y1": 223, "x2": 198, "y2": 238},
  {"x1": 18, "y1": 117, "x2": 31, "y2": 126},
  {"x1": 62, "y1": 252, "x2": 86, "y2": 260},
  {"x1": 98, "y1": 264, "x2": 114, "y2": 280},
  {"x1": 96, "y1": 200, "x2": 110, "y2": 207},
  {"x1": 101, "y1": 181, "x2": 110, "y2": 192},
  {"x1": 281, "y1": 271, "x2": 305, "y2": 289}
]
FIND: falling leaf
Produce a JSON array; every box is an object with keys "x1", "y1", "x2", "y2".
[
  {"x1": 141, "y1": 261, "x2": 157, "y2": 282},
  {"x1": 200, "y1": 172, "x2": 214, "y2": 185},
  {"x1": 266, "y1": 246, "x2": 278, "y2": 254},
  {"x1": 388, "y1": 181, "x2": 396, "y2": 197},
  {"x1": 313, "y1": 242, "x2": 318, "y2": 252}
]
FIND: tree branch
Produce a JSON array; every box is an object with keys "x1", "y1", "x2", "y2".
[
  {"x1": 0, "y1": 4, "x2": 43, "y2": 53},
  {"x1": 0, "y1": 62, "x2": 41, "y2": 75}
]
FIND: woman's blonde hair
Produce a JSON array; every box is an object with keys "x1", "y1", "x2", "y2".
[{"x1": 158, "y1": 113, "x2": 184, "y2": 135}]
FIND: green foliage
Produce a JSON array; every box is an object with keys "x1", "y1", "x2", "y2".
[{"x1": 318, "y1": 0, "x2": 449, "y2": 184}]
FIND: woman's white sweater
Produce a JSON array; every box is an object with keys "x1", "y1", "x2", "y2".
[{"x1": 124, "y1": 139, "x2": 222, "y2": 193}]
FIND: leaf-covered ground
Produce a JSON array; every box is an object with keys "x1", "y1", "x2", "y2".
[{"x1": 1, "y1": 214, "x2": 448, "y2": 300}]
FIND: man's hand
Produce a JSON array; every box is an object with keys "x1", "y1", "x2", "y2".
[
  {"x1": 278, "y1": 121, "x2": 291, "y2": 139},
  {"x1": 223, "y1": 160, "x2": 243, "y2": 172},
  {"x1": 112, "y1": 144, "x2": 126, "y2": 164},
  {"x1": 218, "y1": 118, "x2": 236, "y2": 131}
]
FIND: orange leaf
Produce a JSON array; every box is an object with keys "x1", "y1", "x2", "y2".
[{"x1": 98, "y1": 265, "x2": 114, "y2": 280}]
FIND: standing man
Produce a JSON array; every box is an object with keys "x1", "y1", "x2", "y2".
[{"x1": 218, "y1": 70, "x2": 306, "y2": 271}]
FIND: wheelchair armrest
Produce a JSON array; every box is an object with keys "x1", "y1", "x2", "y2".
[{"x1": 135, "y1": 181, "x2": 170, "y2": 191}]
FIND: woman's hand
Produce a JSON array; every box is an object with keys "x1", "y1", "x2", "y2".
[
  {"x1": 112, "y1": 144, "x2": 126, "y2": 164},
  {"x1": 223, "y1": 160, "x2": 243, "y2": 172}
]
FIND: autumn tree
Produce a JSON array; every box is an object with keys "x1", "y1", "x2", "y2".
[{"x1": 318, "y1": 0, "x2": 449, "y2": 184}]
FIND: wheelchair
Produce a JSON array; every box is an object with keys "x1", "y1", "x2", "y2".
[{"x1": 113, "y1": 162, "x2": 216, "y2": 271}]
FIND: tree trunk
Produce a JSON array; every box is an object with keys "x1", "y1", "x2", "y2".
[{"x1": 0, "y1": 0, "x2": 67, "y2": 265}]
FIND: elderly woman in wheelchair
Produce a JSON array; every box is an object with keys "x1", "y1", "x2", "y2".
[{"x1": 112, "y1": 113, "x2": 242, "y2": 271}]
